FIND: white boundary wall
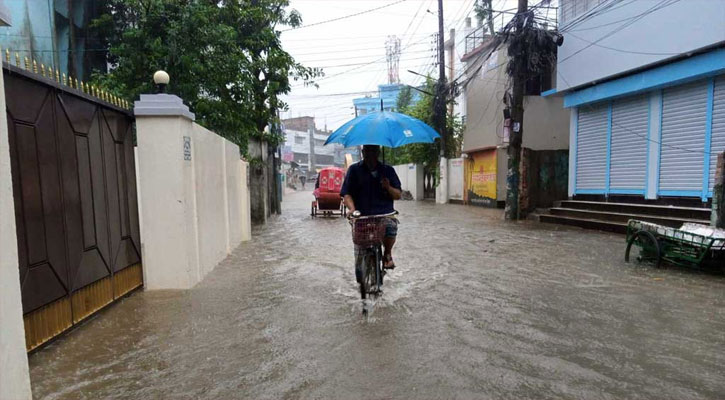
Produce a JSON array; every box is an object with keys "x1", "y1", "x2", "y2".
[
  {"x1": 135, "y1": 94, "x2": 251, "y2": 290},
  {"x1": 448, "y1": 158, "x2": 464, "y2": 201},
  {"x1": 393, "y1": 163, "x2": 424, "y2": 200}
]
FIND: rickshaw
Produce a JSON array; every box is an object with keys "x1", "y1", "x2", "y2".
[{"x1": 311, "y1": 166, "x2": 346, "y2": 218}]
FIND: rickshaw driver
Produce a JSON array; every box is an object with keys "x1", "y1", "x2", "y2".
[{"x1": 341, "y1": 145, "x2": 402, "y2": 269}]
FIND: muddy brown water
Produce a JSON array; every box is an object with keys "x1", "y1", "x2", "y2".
[{"x1": 29, "y1": 190, "x2": 725, "y2": 399}]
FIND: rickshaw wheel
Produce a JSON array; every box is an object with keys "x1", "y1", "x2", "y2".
[
  {"x1": 311, "y1": 202, "x2": 316, "y2": 218},
  {"x1": 625, "y1": 230, "x2": 661, "y2": 268}
]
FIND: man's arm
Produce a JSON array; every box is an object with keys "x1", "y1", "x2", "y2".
[
  {"x1": 343, "y1": 194, "x2": 356, "y2": 212},
  {"x1": 340, "y1": 167, "x2": 356, "y2": 212}
]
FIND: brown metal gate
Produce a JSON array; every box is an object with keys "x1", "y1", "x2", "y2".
[{"x1": 5, "y1": 64, "x2": 142, "y2": 351}]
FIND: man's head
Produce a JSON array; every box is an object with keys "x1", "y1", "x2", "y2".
[{"x1": 362, "y1": 145, "x2": 380, "y2": 161}]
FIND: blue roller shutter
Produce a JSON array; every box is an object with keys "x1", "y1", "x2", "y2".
[
  {"x1": 575, "y1": 104, "x2": 608, "y2": 192},
  {"x1": 610, "y1": 95, "x2": 648, "y2": 192},
  {"x1": 659, "y1": 81, "x2": 709, "y2": 195}
]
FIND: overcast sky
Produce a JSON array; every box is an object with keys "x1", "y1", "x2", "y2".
[{"x1": 280, "y1": 0, "x2": 520, "y2": 132}]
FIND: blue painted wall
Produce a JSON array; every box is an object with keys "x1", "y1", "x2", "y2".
[{"x1": 0, "y1": 0, "x2": 105, "y2": 81}]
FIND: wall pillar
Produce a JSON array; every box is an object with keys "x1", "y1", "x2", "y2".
[
  {"x1": 0, "y1": 42, "x2": 33, "y2": 399},
  {"x1": 646, "y1": 91, "x2": 663, "y2": 200},
  {"x1": 135, "y1": 94, "x2": 200, "y2": 289},
  {"x1": 436, "y1": 157, "x2": 449, "y2": 204},
  {"x1": 712, "y1": 152, "x2": 725, "y2": 228},
  {"x1": 568, "y1": 108, "x2": 578, "y2": 197}
]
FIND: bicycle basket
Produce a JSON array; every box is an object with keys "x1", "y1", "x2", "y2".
[{"x1": 352, "y1": 217, "x2": 385, "y2": 246}]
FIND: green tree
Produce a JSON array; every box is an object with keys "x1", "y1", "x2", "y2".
[
  {"x1": 91, "y1": 0, "x2": 321, "y2": 153},
  {"x1": 386, "y1": 79, "x2": 464, "y2": 167}
]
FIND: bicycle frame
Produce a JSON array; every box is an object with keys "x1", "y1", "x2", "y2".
[{"x1": 349, "y1": 211, "x2": 397, "y2": 300}]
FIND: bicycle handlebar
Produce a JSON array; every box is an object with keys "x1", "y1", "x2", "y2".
[{"x1": 348, "y1": 211, "x2": 398, "y2": 220}]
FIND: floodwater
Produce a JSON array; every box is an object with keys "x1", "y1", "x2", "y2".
[{"x1": 29, "y1": 190, "x2": 725, "y2": 399}]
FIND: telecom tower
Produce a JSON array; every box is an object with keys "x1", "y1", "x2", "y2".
[{"x1": 385, "y1": 35, "x2": 401, "y2": 84}]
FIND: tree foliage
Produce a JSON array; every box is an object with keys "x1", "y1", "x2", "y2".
[
  {"x1": 91, "y1": 0, "x2": 321, "y2": 153},
  {"x1": 385, "y1": 79, "x2": 464, "y2": 167}
]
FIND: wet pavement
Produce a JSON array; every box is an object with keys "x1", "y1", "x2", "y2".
[{"x1": 29, "y1": 190, "x2": 725, "y2": 399}]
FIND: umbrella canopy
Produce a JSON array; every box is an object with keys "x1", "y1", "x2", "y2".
[{"x1": 324, "y1": 111, "x2": 440, "y2": 148}]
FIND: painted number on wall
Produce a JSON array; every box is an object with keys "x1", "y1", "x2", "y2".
[{"x1": 183, "y1": 136, "x2": 191, "y2": 161}]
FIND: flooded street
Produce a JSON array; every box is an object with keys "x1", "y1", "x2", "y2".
[{"x1": 30, "y1": 190, "x2": 725, "y2": 399}]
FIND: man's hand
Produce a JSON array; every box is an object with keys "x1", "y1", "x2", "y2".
[
  {"x1": 381, "y1": 177, "x2": 402, "y2": 200},
  {"x1": 381, "y1": 177, "x2": 391, "y2": 190}
]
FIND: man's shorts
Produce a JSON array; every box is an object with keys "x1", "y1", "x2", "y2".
[{"x1": 384, "y1": 217, "x2": 398, "y2": 238}]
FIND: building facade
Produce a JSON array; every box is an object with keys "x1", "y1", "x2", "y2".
[
  {"x1": 556, "y1": 0, "x2": 725, "y2": 203},
  {"x1": 0, "y1": 0, "x2": 107, "y2": 81},
  {"x1": 281, "y1": 116, "x2": 358, "y2": 177},
  {"x1": 461, "y1": 33, "x2": 569, "y2": 207}
]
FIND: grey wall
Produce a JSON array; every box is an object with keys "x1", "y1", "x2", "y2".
[
  {"x1": 522, "y1": 96, "x2": 570, "y2": 150},
  {"x1": 557, "y1": 0, "x2": 725, "y2": 92},
  {"x1": 463, "y1": 48, "x2": 509, "y2": 152}
]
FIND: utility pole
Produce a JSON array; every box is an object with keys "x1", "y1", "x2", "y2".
[
  {"x1": 435, "y1": 0, "x2": 449, "y2": 205},
  {"x1": 505, "y1": 0, "x2": 527, "y2": 220},
  {"x1": 436, "y1": 0, "x2": 446, "y2": 157}
]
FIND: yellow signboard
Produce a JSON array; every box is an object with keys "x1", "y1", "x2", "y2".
[{"x1": 465, "y1": 149, "x2": 497, "y2": 205}]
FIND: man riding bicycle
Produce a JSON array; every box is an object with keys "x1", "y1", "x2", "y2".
[{"x1": 341, "y1": 145, "x2": 402, "y2": 273}]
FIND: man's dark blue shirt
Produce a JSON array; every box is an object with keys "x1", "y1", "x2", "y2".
[{"x1": 340, "y1": 161, "x2": 401, "y2": 216}]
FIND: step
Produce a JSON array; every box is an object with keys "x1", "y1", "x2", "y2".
[
  {"x1": 550, "y1": 208, "x2": 709, "y2": 228},
  {"x1": 555, "y1": 200, "x2": 711, "y2": 220},
  {"x1": 538, "y1": 214, "x2": 627, "y2": 234}
]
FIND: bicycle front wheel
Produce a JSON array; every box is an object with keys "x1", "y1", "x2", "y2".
[{"x1": 359, "y1": 251, "x2": 376, "y2": 299}]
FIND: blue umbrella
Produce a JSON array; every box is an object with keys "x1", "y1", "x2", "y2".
[{"x1": 324, "y1": 111, "x2": 440, "y2": 148}]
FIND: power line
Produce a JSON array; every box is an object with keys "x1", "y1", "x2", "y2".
[
  {"x1": 280, "y1": 0, "x2": 408, "y2": 32},
  {"x1": 565, "y1": 31, "x2": 681, "y2": 56},
  {"x1": 282, "y1": 32, "x2": 430, "y2": 42},
  {"x1": 299, "y1": 48, "x2": 431, "y2": 65},
  {"x1": 558, "y1": 0, "x2": 681, "y2": 64},
  {"x1": 291, "y1": 41, "x2": 428, "y2": 57}
]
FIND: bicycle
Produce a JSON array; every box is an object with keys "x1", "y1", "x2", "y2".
[{"x1": 349, "y1": 211, "x2": 398, "y2": 302}]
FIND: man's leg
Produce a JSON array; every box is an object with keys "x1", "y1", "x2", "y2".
[
  {"x1": 383, "y1": 236, "x2": 396, "y2": 268},
  {"x1": 383, "y1": 219, "x2": 398, "y2": 269}
]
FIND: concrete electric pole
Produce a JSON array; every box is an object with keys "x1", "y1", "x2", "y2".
[
  {"x1": 504, "y1": 0, "x2": 528, "y2": 220},
  {"x1": 435, "y1": 0, "x2": 449, "y2": 204}
]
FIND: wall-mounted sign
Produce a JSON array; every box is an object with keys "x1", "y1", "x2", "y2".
[{"x1": 183, "y1": 136, "x2": 191, "y2": 161}]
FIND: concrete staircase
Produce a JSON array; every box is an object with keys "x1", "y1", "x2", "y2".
[{"x1": 534, "y1": 200, "x2": 711, "y2": 234}]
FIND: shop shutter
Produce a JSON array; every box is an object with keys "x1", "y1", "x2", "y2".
[
  {"x1": 610, "y1": 95, "x2": 648, "y2": 191},
  {"x1": 659, "y1": 81, "x2": 709, "y2": 193},
  {"x1": 575, "y1": 104, "x2": 608, "y2": 191},
  {"x1": 709, "y1": 75, "x2": 725, "y2": 193}
]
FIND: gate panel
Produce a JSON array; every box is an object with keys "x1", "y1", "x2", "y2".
[
  {"x1": 610, "y1": 95, "x2": 649, "y2": 192},
  {"x1": 55, "y1": 95, "x2": 111, "y2": 292},
  {"x1": 659, "y1": 81, "x2": 708, "y2": 194},
  {"x1": 5, "y1": 64, "x2": 142, "y2": 351},
  {"x1": 575, "y1": 104, "x2": 608, "y2": 192}
]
